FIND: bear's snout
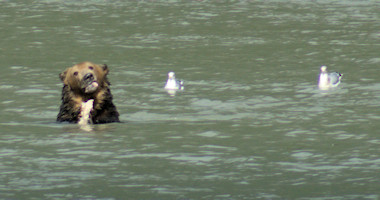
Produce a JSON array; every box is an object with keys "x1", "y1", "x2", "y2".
[
  {"x1": 81, "y1": 73, "x2": 98, "y2": 94},
  {"x1": 83, "y1": 73, "x2": 94, "y2": 81}
]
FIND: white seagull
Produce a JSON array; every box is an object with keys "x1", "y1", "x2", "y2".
[
  {"x1": 318, "y1": 65, "x2": 343, "y2": 90},
  {"x1": 165, "y1": 72, "x2": 184, "y2": 90}
]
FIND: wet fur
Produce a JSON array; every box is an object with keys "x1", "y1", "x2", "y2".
[{"x1": 57, "y1": 61, "x2": 120, "y2": 124}]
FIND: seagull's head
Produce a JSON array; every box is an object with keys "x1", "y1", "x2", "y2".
[
  {"x1": 168, "y1": 72, "x2": 175, "y2": 79},
  {"x1": 320, "y1": 66, "x2": 327, "y2": 72}
]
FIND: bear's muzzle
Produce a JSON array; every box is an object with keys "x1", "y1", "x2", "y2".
[{"x1": 82, "y1": 73, "x2": 99, "y2": 93}]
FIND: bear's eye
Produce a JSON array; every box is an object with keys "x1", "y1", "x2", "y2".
[
  {"x1": 73, "y1": 72, "x2": 78, "y2": 76},
  {"x1": 89, "y1": 66, "x2": 94, "y2": 70}
]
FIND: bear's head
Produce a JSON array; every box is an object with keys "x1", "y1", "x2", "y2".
[{"x1": 60, "y1": 62, "x2": 109, "y2": 94}]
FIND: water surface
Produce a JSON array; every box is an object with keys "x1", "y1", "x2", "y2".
[{"x1": 1, "y1": 1, "x2": 380, "y2": 199}]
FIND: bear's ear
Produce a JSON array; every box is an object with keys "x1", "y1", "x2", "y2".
[
  {"x1": 59, "y1": 70, "x2": 67, "y2": 82},
  {"x1": 102, "y1": 64, "x2": 109, "y2": 75}
]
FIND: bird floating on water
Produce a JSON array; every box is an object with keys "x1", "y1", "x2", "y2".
[
  {"x1": 318, "y1": 65, "x2": 343, "y2": 90},
  {"x1": 165, "y1": 71, "x2": 184, "y2": 91}
]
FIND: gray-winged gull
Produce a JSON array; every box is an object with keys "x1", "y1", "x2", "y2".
[
  {"x1": 318, "y1": 66, "x2": 342, "y2": 90},
  {"x1": 165, "y1": 72, "x2": 184, "y2": 90}
]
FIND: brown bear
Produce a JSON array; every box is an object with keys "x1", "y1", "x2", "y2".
[{"x1": 57, "y1": 61, "x2": 120, "y2": 124}]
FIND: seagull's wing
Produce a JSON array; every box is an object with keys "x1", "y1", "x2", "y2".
[{"x1": 328, "y1": 72, "x2": 342, "y2": 86}]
